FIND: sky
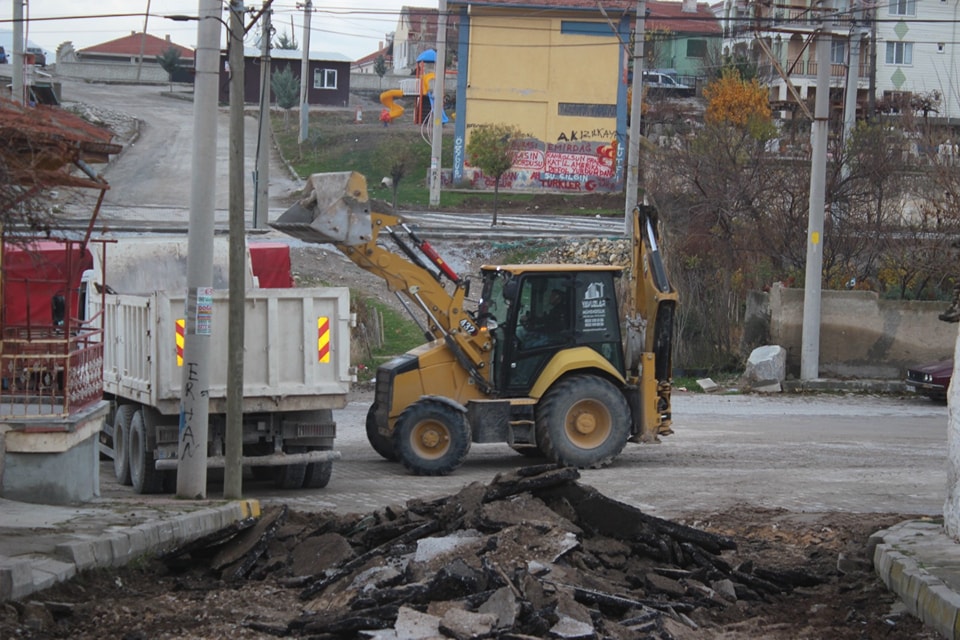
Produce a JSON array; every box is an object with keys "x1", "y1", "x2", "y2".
[{"x1": 1, "y1": 1, "x2": 411, "y2": 60}]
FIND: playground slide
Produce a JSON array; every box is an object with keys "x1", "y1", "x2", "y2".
[
  {"x1": 422, "y1": 73, "x2": 450, "y2": 123},
  {"x1": 380, "y1": 88, "x2": 404, "y2": 120}
]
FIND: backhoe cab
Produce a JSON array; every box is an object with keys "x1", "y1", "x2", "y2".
[{"x1": 272, "y1": 171, "x2": 678, "y2": 476}]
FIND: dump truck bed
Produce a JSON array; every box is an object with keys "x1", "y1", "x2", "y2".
[{"x1": 93, "y1": 288, "x2": 353, "y2": 415}]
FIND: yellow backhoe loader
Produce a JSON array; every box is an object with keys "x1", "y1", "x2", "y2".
[{"x1": 273, "y1": 171, "x2": 678, "y2": 475}]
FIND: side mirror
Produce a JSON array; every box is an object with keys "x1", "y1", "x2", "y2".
[{"x1": 51, "y1": 294, "x2": 66, "y2": 326}]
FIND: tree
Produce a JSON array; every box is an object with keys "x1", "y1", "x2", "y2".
[
  {"x1": 702, "y1": 68, "x2": 772, "y2": 132},
  {"x1": 157, "y1": 46, "x2": 182, "y2": 92},
  {"x1": 379, "y1": 137, "x2": 429, "y2": 209},
  {"x1": 271, "y1": 65, "x2": 300, "y2": 129},
  {"x1": 275, "y1": 30, "x2": 297, "y2": 50},
  {"x1": 373, "y1": 55, "x2": 388, "y2": 90},
  {"x1": 466, "y1": 123, "x2": 524, "y2": 225}
]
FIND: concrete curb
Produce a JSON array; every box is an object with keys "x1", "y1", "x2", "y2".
[
  {"x1": 0, "y1": 499, "x2": 260, "y2": 602},
  {"x1": 873, "y1": 519, "x2": 960, "y2": 639}
]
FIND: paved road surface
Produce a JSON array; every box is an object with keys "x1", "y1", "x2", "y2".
[{"x1": 101, "y1": 392, "x2": 949, "y2": 519}]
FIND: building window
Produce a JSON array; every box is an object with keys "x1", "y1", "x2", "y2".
[
  {"x1": 938, "y1": 43, "x2": 946, "y2": 53},
  {"x1": 686, "y1": 39, "x2": 707, "y2": 58},
  {"x1": 889, "y1": 0, "x2": 915, "y2": 16},
  {"x1": 885, "y1": 41, "x2": 913, "y2": 65},
  {"x1": 830, "y1": 40, "x2": 846, "y2": 64},
  {"x1": 314, "y1": 68, "x2": 337, "y2": 90}
]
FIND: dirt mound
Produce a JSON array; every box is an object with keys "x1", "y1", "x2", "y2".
[{"x1": 0, "y1": 467, "x2": 934, "y2": 639}]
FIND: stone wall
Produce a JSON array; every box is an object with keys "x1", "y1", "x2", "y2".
[
  {"x1": 56, "y1": 60, "x2": 170, "y2": 84},
  {"x1": 752, "y1": 283, "x2": 956, "y2": 379}
]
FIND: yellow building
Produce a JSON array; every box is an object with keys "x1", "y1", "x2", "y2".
[{"x1": 447, "y1": 0, "x2": 635, "y2": 194}]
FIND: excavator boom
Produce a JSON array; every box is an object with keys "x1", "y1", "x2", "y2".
[{"x1": 272, "y1": 171, "x2": 494, "y2": 392}]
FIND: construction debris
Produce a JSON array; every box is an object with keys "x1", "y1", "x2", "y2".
[{"x1": 160, "y1": 465, "x2": 821, "y2": 638}]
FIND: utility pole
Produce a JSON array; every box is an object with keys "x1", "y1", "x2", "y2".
[
  {"x1": 429, "y1": 0, "x2": 448, "y2": 206},
  {"x1": 254, "y1": 5, "x2": 271, "y2": 228},
  {"x1": 624, "y1": 0, "x2": 646, "y2": 237},
  {"x1": 225, "y1": 0, "x2": 246, "y2": 500},
  {"x1": 177, "y1": 0, "x2": 222, "y2": 499},
  {"x1": 136, "y1": 0, "x2": 152, "y2": 83},
  {"x1": 801, "y1": 24, "x2": 832, "y2": 381},
  {"x1": 298, "y1": 0, "x2": 312, "y2": 145},
  {"x1": 12, "y1": 0, "x2": 24, "y2": 104}
]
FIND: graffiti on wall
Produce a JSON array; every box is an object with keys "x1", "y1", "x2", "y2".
[{"x1": 446, "y1": 136, "x2": 623, "y2": 193}]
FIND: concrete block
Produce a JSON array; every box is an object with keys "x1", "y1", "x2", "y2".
[
  {"x1": 0, "y1": 556, "x2": 34, "y2": 602},
  {"x1": 30, "y1": 557, "x2": 76, "y2": 592},
  {"x1": 696, "y1": 378, "x2": 718, "y2": 392},
  {"x1": 753, "y1": 380, "x2": 782, "y2": 393},
  {"x1": 917, "y1": 582, "x2": 960, "y2": 639},
  {"x1": 108, "y1": 533, "x2": 133, "y2": 566},
  {"x1": 55, "y1": 536, "x2": 98, "y2": 570}
]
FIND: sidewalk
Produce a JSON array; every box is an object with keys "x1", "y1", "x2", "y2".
[{"x1": 0, "y1": 496, "x2": 260, "y2": 602}]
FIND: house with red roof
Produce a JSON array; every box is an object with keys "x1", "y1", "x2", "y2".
[
  {"x1": 646, "y1": 0, "x2": 722, "y2": 86},
  {"x1": 56, "y1": 32, "x2": 194, "y2": 84},
  {"x1": 353, "y1": 40, "x2": 393, "y2": 75}
]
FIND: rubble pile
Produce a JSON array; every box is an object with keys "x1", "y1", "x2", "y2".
[
  {"x1": 163, "y1": 465, "x2": 822, "y2": 639},
  {"x1": 540, "y1": 238, "x2": 631, "y2": 268}
]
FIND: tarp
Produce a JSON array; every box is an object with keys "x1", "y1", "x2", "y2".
[
  {"x1": 248, "y1": 242, "x2": 294, "y2": 288},
  {"x1": 416, "y1": 49, "x2": 436, "y2": 63}
]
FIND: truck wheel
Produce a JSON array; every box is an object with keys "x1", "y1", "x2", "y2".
[
  {"x1": 275, "y1": 462, "x2": 307, "y2": 489},
  {"x1": 303, "y1": 461, "x2": 333, "y2": 489},
  {"x1": 366, "y1": 403, "x2": 397, "y2": 461},
  {"x1": 129, "y1": 409, "x2": 165, "y2": 494},
  {"x1": 536, "y1": 375, "x2": 630, "y2": 469},
  {"x1": 394, "y1": 399, "x2": 470, "y2": 476},
  {"x1": 112, "y1": 404, "x2": 136, "y2": 486}
]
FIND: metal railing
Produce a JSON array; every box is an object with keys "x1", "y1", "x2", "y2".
[{"x1": 0, "y1": 325, "x2": 104, "y2": 419}]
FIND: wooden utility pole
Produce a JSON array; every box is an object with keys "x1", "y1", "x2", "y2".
[
  {"x1": 298, "y1": 1, "x2": 312, "y2": 145},
  {"x1": 225, "y1": 0, "x2": 246, "y2": 499},
  {"x1": 255, "y1": 5, "x2": 272, "y2": 229}
]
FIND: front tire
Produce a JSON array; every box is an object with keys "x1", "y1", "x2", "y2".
[
  {"x1": 366, "y1": 403, "x2": 397, "y2": 461},
  {"x1": 536, "y1": 375, "x2": 631, "y2": 468},
  {"x1": 394, "y1": 399, "x2": 471, "y2": 476}
]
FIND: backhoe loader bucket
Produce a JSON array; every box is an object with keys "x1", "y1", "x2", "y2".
[{"x1": 271, "y1": 171, "x2": 373, "y2": 246}]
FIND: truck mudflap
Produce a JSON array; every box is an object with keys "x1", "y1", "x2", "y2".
[{"x1": 154, "y1": 449, "x2": 341, "y2": 470}]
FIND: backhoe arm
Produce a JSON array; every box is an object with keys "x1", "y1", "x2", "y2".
[
  {"x1": 626, "y1": 205, "x2": 679, "y2": 441},
  {"x1": 271, "y1": 172, "x2": 494, "y2": 392}
]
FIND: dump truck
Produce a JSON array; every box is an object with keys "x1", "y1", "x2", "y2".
[
  {"x1": 272, "y1": 171, "x2": 677, "y2": 476},
  {"x1": 1, "y1": 238, "x2": 353, "y2": 494}
]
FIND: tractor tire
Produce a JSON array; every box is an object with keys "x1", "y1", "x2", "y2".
[
  {"x1": 366, "y1": 403, "x2": 398, "y2": 461},
  {"x1": 129, "y1": 408, "x2": 165, "y2": 494},
  {"x1": 112, "y1": 404, "x2": 136, "y2": 486},
  {"x1": 535, "y1": 375, "x2": 631, "y2": 469},
  {"x1": 394, "y1": 399, "x2": 471, "y2": 476}
]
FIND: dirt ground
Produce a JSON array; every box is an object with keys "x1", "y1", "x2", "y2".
[{"x1": 0, "y1": 506, "x2": 936, "y2": 639}]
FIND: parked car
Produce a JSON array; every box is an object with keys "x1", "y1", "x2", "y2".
[
  {"x1": 642, "y1": 71, "x2": 690, "y2": 90},
  {"x1": 905, "y1": 357, "x2": 953, "y2": 401},
  {"x1": 26, "y1": 47, "x2": 46, "y2": 67}
]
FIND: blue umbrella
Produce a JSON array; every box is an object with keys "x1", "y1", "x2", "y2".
[{"x1": 416, "y1": 49, "x2": 437, "y2": 63}]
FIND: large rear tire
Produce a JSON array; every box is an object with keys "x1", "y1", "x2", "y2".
[
  {"x1": 112, "y1": 404, "x2": 136, "y2": 486},
  {"x1": 303, "y1": 460, "x2": 333, "y2": 489},
  {"x1": 394, "y1": 399, "x2": 471, "y2": 476},
  {"x1": 366, "y1": 403, "x2": 398, "y2": 461},
  {"x1": 129, "y1": 408, "x2": 165, "y2": 494},
  {"x1": 536, "y1": 375, "x2": 630, "y2": 469}
]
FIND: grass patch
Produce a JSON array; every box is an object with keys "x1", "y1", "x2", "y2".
[
  {"x1": 270, "y1": 110, "x2": 624, "y2": 215},
  {"x1": 353, "y1": 294, "x2": 426, "y2": 382}
]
